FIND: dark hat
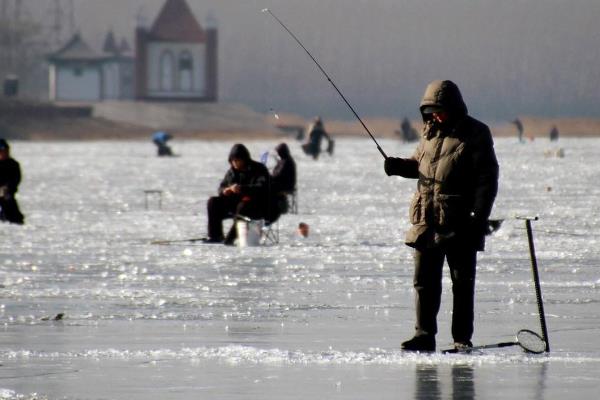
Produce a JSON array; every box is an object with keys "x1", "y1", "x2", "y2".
[
  {"x1": 422, "y1": 106, "x2": 444, "y2": 114},
  {"x1": 275, "y1": 142, "x2": 291, "y2": 159},
  {"x1": 228, "y1": 143, "x2": 251, "y2": 162},
  {"x1": 0, "y1": 138, "x2": 9, "y2": 150}
]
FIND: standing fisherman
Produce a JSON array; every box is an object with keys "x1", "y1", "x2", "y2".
[
  {"x1": 398, "y1": 117, "x2": 419, "y2": 143},
  {"x1": 549, "y1": 125, "x2": 559, "y2": 141},
  {"x1": 0, "y1": 138, "x2": 25, "y2": 224},
  {"x1": 384, "y1": 80, "x2": 499, "y2": 352},
  {"x1": 511, "y1": 118, "x2": 524, "y2": 142},
  {"x1": 302, "y1": 117, "x2": 334, "y2": 160}
]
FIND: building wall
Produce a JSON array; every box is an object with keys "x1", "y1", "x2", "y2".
[
  {"x1": 49, "y1": 64, "x2": 57, "y2": 101},
  {"x1": 55, "y1": 63, "x2": 102, "y2": 102},
  {"x1": 205, "y1": 27, "x2": 218, "y2": 101},
  {"x1": 102, "y1": 61, "x2": 120, "y2": 100},
  {"x1": 146, "y1": 42, "x2": 206, "y2": 99},
  {"x1": 100, "y1": 59, "x2": 135, "y2": 100},
  {"x1": 134, "y1": 28, "x2": 148, "y2": 99},
  {"x1": 119, "y1": 60, "x2": 135, "y2": 100}
]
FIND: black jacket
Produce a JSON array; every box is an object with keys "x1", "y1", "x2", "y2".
[
  {"x1": 218, "y1": 144, "x2": 270, "y2": 203},
  {"x1": 271, "y1": 143, "x2": 296, "y2": 193},
  {"x1": 0, "y1": 158, "x2": 21, "y2": 194}
]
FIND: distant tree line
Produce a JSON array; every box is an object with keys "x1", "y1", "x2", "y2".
[{"x1": 0, "y1": 0, "x2": 72, "y2": 100}]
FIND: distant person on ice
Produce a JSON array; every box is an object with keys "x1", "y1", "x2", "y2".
[
  {"x1": 270, "y1": 142, "x2": 297, "y2": 214},
  {"x1": 398, "y1": 117, "x2": 419, "y2": 142},
  {"x1": 152, "y1": 131, "x2": 173, "y2": 156},
  {"x1": 512, "y1": 118, "x2": 524, "y2": 142},
  {"x1": 549, "y1": 125, "x2": 559, "y2": 141},
  {"x1": 205, "y1": 144, "x2": 271, "y2": 245},
  {"x1": 301, "y1": 117, "x2": 334, "y2": 160},
  {"x1": 383, "y1": 80, "x2": 499, "y2": 352},
  {"x1": 0, "y1": 138, "x2": 25, "y2": 224}
]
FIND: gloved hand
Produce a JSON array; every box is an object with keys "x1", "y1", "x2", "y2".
[
  {"x1": 486, "y1": 219, "x2": 503, "y2": 235},
  {"x1": 468, "y1": 212, "x2": 488, "y2": 237},
  {"x1": 0, "y1": 186, "x2": 10, "y2": 200},
  {"x1": 384, "y1": 157, "x2": 405, "y2": 176}
]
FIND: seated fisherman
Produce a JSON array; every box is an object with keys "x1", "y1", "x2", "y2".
[
  {"x1": 270, "y1": 142, "x2": 297, "y2": 214},
  {"x1": 152, "y1": 131, "x2": 173, "y2": 156},
  {"x1": 205, "y1": 144, "x2": 271, "y2": 245}
]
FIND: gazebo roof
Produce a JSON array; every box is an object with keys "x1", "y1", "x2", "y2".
[
  {"x1": 48, "y1": 34, "x2": 104, "y2": 62},
  {"x1": 149, "y1": 0, "x2": 205, "y2": 43}
]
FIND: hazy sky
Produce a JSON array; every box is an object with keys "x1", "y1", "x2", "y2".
[{"x1": 35, "y1": 0, "x2": 600, "y2": 121}]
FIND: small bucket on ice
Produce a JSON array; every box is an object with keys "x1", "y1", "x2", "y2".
[{"x1": 236, "y1": 219, "x2": 263, "y2": 247}]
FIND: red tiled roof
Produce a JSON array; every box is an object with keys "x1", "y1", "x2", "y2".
[{"x1": 150, "y1": 0, "x2": 205, "y2": 43}]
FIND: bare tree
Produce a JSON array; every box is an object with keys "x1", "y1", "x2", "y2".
[{"x1": 0, "y1": 0, "x2": 47, "y2": 98}]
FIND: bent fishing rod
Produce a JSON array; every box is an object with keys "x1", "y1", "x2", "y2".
[{"x1": 262, "y1": 8, "x2": 388, "y2": 159}]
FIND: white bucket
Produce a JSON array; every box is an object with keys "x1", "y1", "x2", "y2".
[{"x1": 236, "y1": 220, "x2": 263, "y2": 247}]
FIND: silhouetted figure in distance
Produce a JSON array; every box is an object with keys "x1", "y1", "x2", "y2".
[{"x1": 0, "y1": 138, "x2": 25, "y2": 224}]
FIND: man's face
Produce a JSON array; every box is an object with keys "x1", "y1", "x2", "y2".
[
  {"x1": 432, "y1": 111, "x2": 450, "y2": 124},
  {"x1": 231, "y1": 158, "x2": 246, "y2": 171},
  {"x1": 0, "y1": 148, "x2": 8, "y2": 160}
]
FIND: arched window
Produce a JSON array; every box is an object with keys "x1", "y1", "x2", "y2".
[
  {"x1": 178, "y1": 51, "x2": 193, "y2": 91},
  {"x1": 159, "y1": 50, "x2": 175, "y2": 91}
]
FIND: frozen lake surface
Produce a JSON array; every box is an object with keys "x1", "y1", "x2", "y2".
[{"x1": 1, "y1": 137, "x2": 600, "y2": 399}]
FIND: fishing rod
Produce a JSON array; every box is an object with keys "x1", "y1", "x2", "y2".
[
  {"x1": 151, "y1": 237, "x2": 207, "y2": 245},
  {"x1": 262, "y1": 8, "x2": 388, "y2": 159}
]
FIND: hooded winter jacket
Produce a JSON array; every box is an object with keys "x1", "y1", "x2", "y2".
[
  {"x1": 272, "y1": 143, "x2": 296, "y2": 193},
  {"x1": 304, "y1": 119, "x2": 330, "y2": 156},
  {"x1": 385, "y1": 80, "x2": 499, "y2": 250},
  {"x1": 0, "y1": 157, "x2": 21, "y2": 196},
  {"x1": 218, "y1": 144, "x2": 270, "y2": 203}
]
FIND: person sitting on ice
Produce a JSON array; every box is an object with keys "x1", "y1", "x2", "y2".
[
  {"x1": 152, "y1": 131, "x2": 173, "y2": 156},
  {"x1": 270, "y1": 142, "x2": 297, "y2": 215},
  {"x1": 301, "y1": 117, "x2": 334, "y2": 160},
  {"x1": 205, "y1": 144, "x2": 272, "y2": 245},
  {"x1": 0, "y1": 138, "x2": 25, "y2": 224}
]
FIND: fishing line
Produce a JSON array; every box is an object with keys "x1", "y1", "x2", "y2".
[
  {"x1": 0, "y1": 369, "x2": 80, "y2": 380},
  {"x1": 262, "y1": 6, "x2": 281, "y2": 123},
  {"x1": 488, "y1": 218, "x2": 598, "y2": 238},
  {"x1": 513, "y1": 227, "x2": 598, "y2": 238},
  {"x1": 262, "y1": 8, "x2": 388, "y2": 159},
  {"x1": 151, "y1": 237, "x2": 207, "y2": 245}
]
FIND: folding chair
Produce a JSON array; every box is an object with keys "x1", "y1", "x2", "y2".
[
  {"x1": 261, "y1": 219, "x2": 280, "y2": 245},
  {"x1": 237, "y1": 215, "x2": 279, "y2": 245},
  {"x1": 286, "y1": 189, "x2": 298, "y2": 214}
]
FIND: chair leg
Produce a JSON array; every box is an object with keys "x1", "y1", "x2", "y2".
[
  {"x1": 261, "y1": 220, "x2": 280, "y2": 245},
  {"x1": 288, "y1": 192, "x2": 298, "y2": 214}
]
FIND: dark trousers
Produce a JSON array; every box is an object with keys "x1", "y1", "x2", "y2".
[
  {"x1": 157, "y1": 144, "x2": 172, "y2": 156},
  {"x1": 207, "y1": 196, "x2": 266, "y2": 241},
  {"x1": 0, "y1": 197, "x2": 24, "y2": 224},
  {"x1": 301, "y1": 142, "x2": 320, "y2": 160},
  {"x1": 413, "y1": 243, "x2": 477, "y2": 342}
]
